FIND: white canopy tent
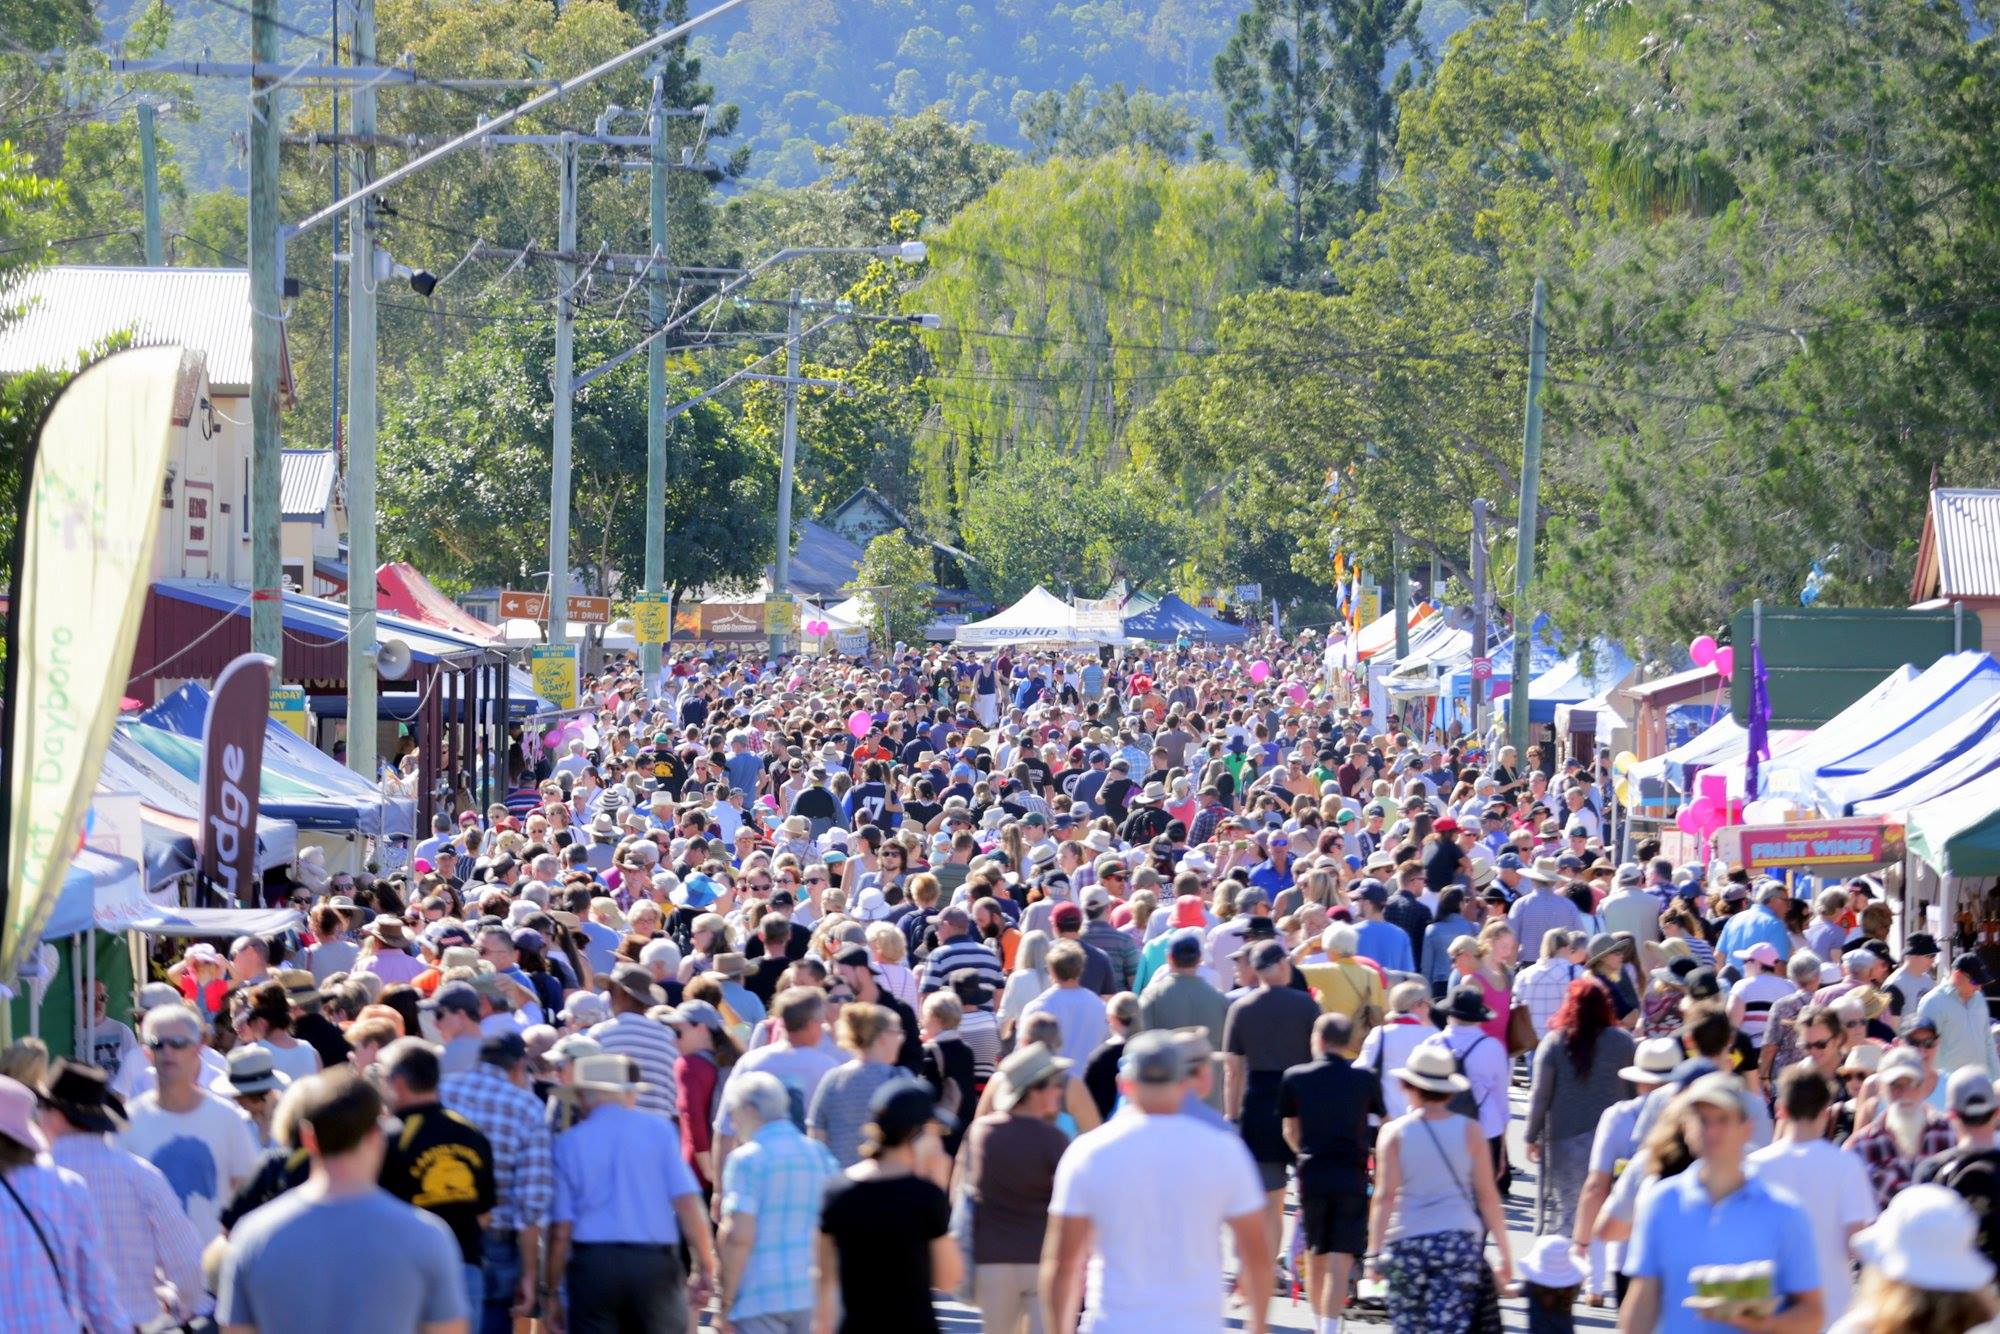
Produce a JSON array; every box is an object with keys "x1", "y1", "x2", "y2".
[{"x1": 952, "y1": 585, "x2": 1125, "y2": 647}]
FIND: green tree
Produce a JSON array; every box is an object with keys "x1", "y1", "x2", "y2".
[
  {"x1": 917, "y1": 150, "x2": 1281, "y2": 532},
  {"x1": 1329, "y1": 0, "x2": 1427, "y2": 215},
  {"x1": 959, "y1": 443, "x2": 1191, "y2": 603},
  {"x1": 1212, "y1": 0, "x2": 1348, "y2": 284},
  {"x1": 809, "y1": 108, "x2": 1015, "y2": 240},
  {"x1": 376, "y1": 302, "x2": 773, "y2": 601},
  {"x1": 1013, "y1": 79, "x2": 1199, "y2": 162},
  {"x1": 847, "y1": 529, "x2": 936, "y2": 645}
]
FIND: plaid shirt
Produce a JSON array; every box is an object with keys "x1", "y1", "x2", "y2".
[
  {"x1": 443, "y1": 1065, "x2": 554, "y2": 1230},
  {"x1": 1512, "y1": 958, "x2": 1584, "y2": 1039},
  {"x1": 0, "y1": 1160, "x2": 127, "y2": 1334},
  {"x1": 49, "y1": 1134, "x2": 204, "y2": 1326},
  {"x1": 720, "y1": 1120, "x2": 840, "y2": 1319},
  {"x1": 1848, "y1": 1110, "x2": 1956, "y2": 1209}
]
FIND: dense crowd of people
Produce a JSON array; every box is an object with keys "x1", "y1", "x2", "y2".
[{"x1": 4, "y1": 633, "x2": 2000, "y2": 1333}]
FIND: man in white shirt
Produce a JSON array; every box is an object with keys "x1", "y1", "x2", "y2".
[
  {"x1": 1747, "y1": 1064, "x2": 1876, "y2": 1328},
  {"x1": 116, "y1": 1004, "x2": 261, "y2": 1245},
  {"x1": 1043, "y1": 1030, "x2": 1273, "y2": 1334}
]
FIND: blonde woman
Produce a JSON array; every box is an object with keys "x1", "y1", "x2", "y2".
[
  {"x1": 807, "y1": 1001, "x2": 916, "y2": 1167},
  {"x1": 1000, "y1": 930, "x2": 1053, "y2": 1044},
  {"x1": 867, "y1": 922, "x2": 921, "y2": 1009}
]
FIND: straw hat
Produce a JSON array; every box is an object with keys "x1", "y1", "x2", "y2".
[
  {"x1": 1390, "y1": 1043, "x2": 1470, "y2": 1095},
  {"x1": 555, "y1": 1053, "x2": 655, "y2": 1098}
]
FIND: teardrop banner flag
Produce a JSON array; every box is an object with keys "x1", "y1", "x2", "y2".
[
  {"x1": 2, "y1": 346, "x2": 193, "y2": 987},
  {"x1": 200, "y1": 653, "x2": 276, "y2": 906}
]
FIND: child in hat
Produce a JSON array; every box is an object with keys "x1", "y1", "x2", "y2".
[{"x1": 1513, "y1": 1234, "x2": 1584, "y2": 1333}]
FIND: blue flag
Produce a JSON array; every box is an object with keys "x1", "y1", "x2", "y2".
[{"x1": 1746, "y1": 638, "x2": 1772, "y2": 799}]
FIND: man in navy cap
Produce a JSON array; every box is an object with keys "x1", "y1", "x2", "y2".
[{"x1": 1351, "y1": 880, "x2": 1415, "y2": 974}]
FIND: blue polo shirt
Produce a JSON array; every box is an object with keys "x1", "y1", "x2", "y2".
[{"x1": 1623, "y1": 1167, "x2": 1818, "y2": 1333}]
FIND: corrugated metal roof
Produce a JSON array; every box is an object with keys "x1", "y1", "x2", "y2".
[
  {"x1": 0, "y1": 266, "x2": 287, "y2": 393},
  {"x1": 281, "y1": 448, "x2": 338, "y2": 521},
  {"x1": 1932, "y1": 489, "x2": 2000, "y2": 598}
]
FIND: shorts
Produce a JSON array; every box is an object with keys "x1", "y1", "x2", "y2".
[
  {"x1": 1300, "y1": 1185, "x2": 1369, "y2": 1256},
  {"x1": 1257, "y1": 1159, "x2": 1289, "y2": 1192}
]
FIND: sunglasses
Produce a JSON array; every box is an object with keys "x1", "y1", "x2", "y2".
[
  {"x1": 1806, "y1": 1038, "x2": 1836, "y2": 1052},
  {"x1": 1843, "y1": 1020, "x2": 1866, "y2": 1031},
  {"x1": 1908, "y1": 1038, "x2": 1939, "y2": 1051},
  {"x1": 146, "y1": 1035, "x2": 199, "y2": 1051}
]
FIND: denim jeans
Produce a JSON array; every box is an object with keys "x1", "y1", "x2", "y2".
[
  {"x1": 480, "y1": 1229, "x2": 520, "y2": 1334},
  {"x1": 462, "y1": 1262, "x2": 486, "y2": 1326}
]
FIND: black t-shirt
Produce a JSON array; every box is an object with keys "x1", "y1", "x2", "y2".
[
  {"x1": 1021, "y1": 755, "x2": 1053, "y2": 792},
  {"x1": 1223, "y1": 985, "x2": 1321, "y2": 1073},
  {"x1": 904, "y1": 799, "x2": 942, "y2": 830},
  {"x1": 1277, "y1": 1057, "x2": 1384, "y2": 1189},
  {"x1": 380, "y1": 1103, "x2": 498, "y2": 1264},
  {"x1": 820, "y1": 1173, "x2": 950, "y2": 1334},
  {"x1": 745, "y1": 955, "x2": 790, "y2": 1006},
  {"x1": 1081, "y1": 1037, "x2": 1125, "y2": 1119},
  {"x1": 1919, "y1": 1146, "x2": 2000, "y2": 1268}
]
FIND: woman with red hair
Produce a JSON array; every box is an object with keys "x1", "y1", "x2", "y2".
[{"x1": 1525, "y1": 976, "x2": 1636, "y2": 1240}]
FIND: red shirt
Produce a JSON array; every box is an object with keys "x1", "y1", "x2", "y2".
[{"x1": 676, "y1": 1051, "x2": 720, "y2": 1187}]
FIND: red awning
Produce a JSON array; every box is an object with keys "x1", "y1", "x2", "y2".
[{"x1": 375, "y1": 562, "x2": 504, "y2": 643}]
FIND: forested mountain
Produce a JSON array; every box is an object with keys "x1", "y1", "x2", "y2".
[{"x1": 112, "y1": 0, "x2": 1479, "y2": 190}]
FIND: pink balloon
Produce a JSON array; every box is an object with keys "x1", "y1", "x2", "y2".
[
  {"x1": 1248, "y1": 659, "x2": 1271, "y2": 684},
  {"x1": 1689, "y1": 634, "x2": 1718, "y2": 668},
  {"x1": 1288, "y1": 683, "x2": 1308, "y2": 705},
  {"x1": 1689, "y1": 796, "x2": 1718, "y2": 823},
  {"x1": 1713, "y1": 646, "x2": 1735, "y2": 679},
  {"x1": 847, "y1": 710, "x2": 873, "y2": 739},
  {"x1": 1675, "y1": 806, "x2": 1696, "y2": 833}
]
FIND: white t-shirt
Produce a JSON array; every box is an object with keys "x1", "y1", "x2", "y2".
[
  {"x1": 259, "y1": 1038, "x2": 322, "y2": 1083},
  {"x1": 1049, "y1": 1110, "x2": 1265, "y2": 1333},
  {"x1": 1748, "y1": 1137, "x2": 1877, "y2": 1328},
  {"x1": 118, "y1": 1090, "x2": 263, "y2": 1244},
  {"x1": 86, "y1": 1017, "x2": 138, "y2": 1081},
  {"x1": 111, "y1": 1044, "x2": 228, "y2": 1099}
]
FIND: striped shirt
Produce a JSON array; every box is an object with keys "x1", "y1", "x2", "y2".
[
  {"x1": 48, "y1": 1134, "x2": 204, "y2": 1328},
  {"x1": 588, "y1": 1012, "x2": 681, "y2": 1121},
  {"x1": 921, "y1": 936, "x2": 1008, "y2": 995},
  {"x1": 441, "y1": 1065, "x2": 554, "y2": 1231}
]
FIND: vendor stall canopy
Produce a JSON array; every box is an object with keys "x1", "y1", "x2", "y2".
[
  {"x1": 1121, "y1": 593, "x2": 1248, "y2": 645},
  {"x1": 1761, "y1": 652, "x2": 2000, "y2": 803}
]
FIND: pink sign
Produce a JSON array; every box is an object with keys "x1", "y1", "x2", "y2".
[{"x1": 1714, "y1": 816, "x2": 1905, "y2": 872}]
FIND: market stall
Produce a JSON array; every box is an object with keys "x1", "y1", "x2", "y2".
[{"x1": 952, "y1": 585, "x2": 1126, "y2": 647}]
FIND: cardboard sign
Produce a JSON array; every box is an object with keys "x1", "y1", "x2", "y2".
[
  {"x1": 631, "y1": 597, "x2": 672, "y2": 645},
  {"x1": 528, "y1": 644, "x2": 579, "y2": 710},
  {"x1": 763, "y1": 600, "x2": 796, "y2": 635}
]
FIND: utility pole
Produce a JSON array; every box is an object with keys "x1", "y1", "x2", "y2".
[
  {"x1": 136, "y1": 102, "x2": 163, "y2": 265},
  {"x1": 641, "y1": 69, "x2": 669, "y2": 681},
  {"x1": 1509, "y1": 277, "x2": 1548, "y2": 759},
  {"x1": 1470, "y1": 497, "x2": 1489, "y2": 733},
  {"x1": 769, "y1": 287, "x2": 801, "y2": 660},
  {"x1": 344, "y1": 0, "x2": 378, "y2": 782},
  {"x1": 547, "y1": 134, "x2": 579, "y2": 650},
  {"x1": 329, "y1": 2, "x2": 341, "y2": 465},
  {"x1": 248, "y1": 0, "x2": 283, "y2": 667},
  {"x1": 1391, "y1": 530, "x2": 1410, "y2": 659}
]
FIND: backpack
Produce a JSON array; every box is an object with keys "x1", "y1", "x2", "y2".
[
  {"x1": 1444, "y1": 1032, "x2": 1493, "y2": 1122},
  {"x1": 1929, "y1": 1148, "x2": 2000, "y2": 1269}
]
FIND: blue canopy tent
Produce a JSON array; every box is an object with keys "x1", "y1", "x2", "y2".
[
  {"x1": 1501, "y1": 640, "x2": 1637, "y2": 726},
  {"x1": 99, "y1": 731, "x2": 297, "y2": 884},
  {"x1": 39, "y1": 851, "x2": 148, "y2": 941},
  {"x1": 1763, "y1": 653, "x2": 1999, "y2": 801},
  {"x1": 1121, "y1": 593, "x2": 1249, "y2": 644},
  {"x1": 140, "y1": 684, "x2": 413, "y2": 838},
  {"x1": 1440, "y1": 616, "x2": 1562, "y2": 722},
  {"x1": 1815, "y1": 690, "x2": 2000, "y2": 816}
]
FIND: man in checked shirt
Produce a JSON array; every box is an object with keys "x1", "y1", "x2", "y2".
[{"x1": 442, "y1": 1032, "x2": 554, "y2": 1334}]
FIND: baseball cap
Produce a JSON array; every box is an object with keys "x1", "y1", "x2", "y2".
[
  {"x1": 1167, "y1": 931, "x2": 1204, "y2": 966},
  {"x1": 1249, "y1": 939, "x2": 1288, "y2": 971},
  {"x1": 1119, "y1": 1030, "x2": 1185, "y2": 1085},
  {"x1": 1355, "y1": 879, "x2": 1388, "y2": 907},
  {"x1": 870, "y1": 1081, "x2": 958, "y2": 1136},
  {"x1": 1956, "y1": 953, "x2": 1991, "y2": 986},
  {"x1": 1949, "y1": 1069, "x2": 1999, "y2": 1120},
  {"x1": 832, "y1": 944, "x2": 871, "y2": 969},
  {"x1": 421, "y1": 981, "x2": 482, "y2": 1018},
  {"x1": 1051, "y1": 903, "x2": 1084, "y2": 931}
]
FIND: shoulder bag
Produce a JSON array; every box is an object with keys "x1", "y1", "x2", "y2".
[
  {"x1": 1, "y1": 1172, "x2": 75, "y2": 1324},
  {"x1": 1416, "y1": 1117, "x2": 1505, "y2": 1334}
]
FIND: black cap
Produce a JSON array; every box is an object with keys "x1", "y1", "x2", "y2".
[
  {"x1": 1249, "y1": 939, "x2": 1289, "y2": 971},
  {"x1": 1861, "y1": 938, "x2": 1894, "y2": 964},
  {"x1": 832, "y1": 944, "x2": 871, "y2": 968},
  {"x1": 1906, "y1": 932, "x2": 1940, "y2": 957},
  {"x1": 421, "y1": 980, "x2": 482, "y2": 1018},
  {"x1": 1955, "y1": 953, "x2": 1990, "y2": 986},
  {"x1": 1168, "y1": 931, "x2": 1204, "y2": 965},
  {"x1": 1686, "y1": 966, "x2": 1722, "y2": 1002},
  {"x1": 870, "y1": 1080, "x2": 958, "y2": 1137},
  {"x1": 1240, "y1": 917, "x2": 1279, "y2": 942}
]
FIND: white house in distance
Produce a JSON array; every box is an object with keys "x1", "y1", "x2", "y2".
[{"x1": 0, "y1": 265, "x2": 329, "y2": 587}]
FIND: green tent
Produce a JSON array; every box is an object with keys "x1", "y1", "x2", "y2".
[{"x1": 1907, "y1": 768, "x2": 2000, "y2": 878}]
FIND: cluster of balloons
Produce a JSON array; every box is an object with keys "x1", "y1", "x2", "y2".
[
  {"x1": 542, "y1": 716, "x2": 598, "y2": 751},
  {"x1": 804, "y1": 618, "x2": 831, "y2": 638},
  {"x1": 1689, "y1": 634, "x2": 1736, "y2": 679}
]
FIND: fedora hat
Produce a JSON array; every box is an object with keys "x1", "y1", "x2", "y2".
[
  {"x1": 1520, "y1": 856, "x2": 1562, "y2": 885},
  {"x1": 363, "y1": 914, "x2": 409, "y2": 944},
  {"x1": 1584, "y1": 933, "x2": 1626, "y2": 967},
  {"x1": 1135, "y1": 781, "x2": 1166, "y2": 805},
  {"x1": 994, "y1": 1042, "x2": 1073, "y2": 1112},
  {"x1": 1444, "y1": 984, "x2": 1494, "y2": 1024},
  {"x1": 1390, "y1": 1043, "x2": 1470, "y2": 1096},
  {"x1": 1619, "y1": 1036, "x2": 1684, "y2": 1085},
  {"x1": 37, "y1": 1058, "x2": 127, "y2": 1134},
  {"x1": 711, "y1": 953, "x2": 749, "y2": 980},
  {"x1": 276, "y1": 967, "x2": 321, "y2": 1008},
  {"x1": 608, "y1": 962, "x2": 666, "y2": 1010},
  {"x1": 556, "y1": 1053, "x2": 656, "y2": 1098},
  {"x1": 213, "y1": 1045, "x2": 289, "y2": 1098},
  {"x1": 589, "y1": 813, "x2": 618, "y2": 838}
]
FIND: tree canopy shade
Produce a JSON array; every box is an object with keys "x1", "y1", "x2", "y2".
[{"x1": 847, "y1": 530, "x2": 937, "y2": 647}]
